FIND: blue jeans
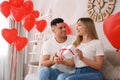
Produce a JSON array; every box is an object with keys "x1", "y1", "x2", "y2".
[
  {"x1": 57, "y1": 66, "x2": 103, "y2": 80},
  {"x1": 39, "y1": 67, "x2": 63, "y2": 80}
]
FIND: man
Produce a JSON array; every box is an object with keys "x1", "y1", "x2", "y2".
[{"x1": 39, "y1": 18, "x2": 75, "y2": 80}]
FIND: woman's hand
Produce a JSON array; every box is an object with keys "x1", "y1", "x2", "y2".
[{"x1": 76, "y1": 49, "x2": 84, "y2": 60}]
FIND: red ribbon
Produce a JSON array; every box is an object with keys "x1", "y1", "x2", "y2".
[{"x1": 58, "y1": 48, "x2": 75, "y2": 59}]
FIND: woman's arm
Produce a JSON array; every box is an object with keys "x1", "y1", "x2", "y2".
[
  {"x1": 81, "y1": 56, "x2": 104, "y2": 70},
  {"x1": 76, "y1": 49, "x2": 104, "y2": 70}
]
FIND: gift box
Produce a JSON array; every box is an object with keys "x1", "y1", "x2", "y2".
[{"x1": 57, "y1": 45, "x2": 76, "y2": 59}]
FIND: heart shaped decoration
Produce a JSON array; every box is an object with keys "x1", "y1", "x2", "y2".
[
  {"x1": 9, "y1": 0, "x2": 24, "y2": 7},
  {"x1": 0, "y1": 1, "x2": 11, "y2": 18},
  {"x1": 14, "y1": 36, "x2": 28, "y2": 51},
  {"x1": 31, "y1": 10, "x2": 40, "y2": 18},
  {"x1": 23, "y1": 14, "x2": 35, "y2": 32},
  {"x1": 64, "y1": 22, "x2": 71, "y2": 35},
  {"x1": 11, "y1": 6, "x2": 26, "y2": 22},
  {"x1": 2, "y1": 28, "x2": 18, "y2": 44},
  {"x1": 35, "y1": 20, "x2": 47, "y2": 32},
  {"x1": 23, "y1": 0, "x2": 33, "y2": 15},
  {"x1": 103, "y1": 12, "x2": 120, "y2": 49}
]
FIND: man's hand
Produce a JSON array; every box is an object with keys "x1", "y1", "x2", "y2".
[{"x1": 53, "y1": 53, "x2": 63, "y2": 64}]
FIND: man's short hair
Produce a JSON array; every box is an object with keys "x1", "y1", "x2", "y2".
[{"x1": 50, "y1": 18, "x2": 64, "y2": 27}]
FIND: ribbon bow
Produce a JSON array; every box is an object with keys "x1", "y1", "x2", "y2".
[
  {"x1": 58, "y1": 48, "x2": 75, "y2": 58},
  {"x1": 57, "y1": 45, "x2": 75, "y2": 60}
]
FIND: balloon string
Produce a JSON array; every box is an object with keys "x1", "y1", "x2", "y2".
[{"x1": 12, "y1": 47, "x2": 17, "y2": 80}]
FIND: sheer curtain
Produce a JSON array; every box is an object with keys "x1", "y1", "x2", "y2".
[
  {"x1": 0, "y1": 12, "x2": 9, "y2": 80},
  {"x1": 7, "y1": 18, "x2": 27, "y2": 80},
  {"x1": 0, "y1": 12, "x2": 26, "y2": 80}
]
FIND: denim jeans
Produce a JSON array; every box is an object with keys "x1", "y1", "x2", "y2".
[
  {"x1": 39, "y1": 67, "x2": 62, "y2": 80},
  {"x1": 57, "y1": 66, "x2": 103, "y2": 80},
  {"x1": 39, "y1": 66, "x2": 103, "y2": 80}
]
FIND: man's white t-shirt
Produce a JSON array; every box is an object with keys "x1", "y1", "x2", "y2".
[
  {"x1": 74, "y1": 39, "x2": 104, "y2": 68},
  {"x1": 42, "y1": 35, "x2": 75, "y2": 73}
]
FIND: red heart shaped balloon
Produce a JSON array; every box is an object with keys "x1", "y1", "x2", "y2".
[
  {"x1": 64, "y1": 22, "x2": 71, "y2": 35},
  {"x1": 35, "y1": 20, "x2": 47, "y2": 32},
  {"x1": 23, "y1": 1, "x2": 33, "y2": 15},
  {"x1": 9, "y1": 0, "x2": 24, "y2": 7},
  {"x1": 0, "y1": 1, "x2": 11, "y2": 18},
  {"x1": 1, "y1": 28, "x2": 18, "y2": 44},
  {"x1": 14, "y1": 36, "x2": 28, "y2": 51},
  {"x1": 103, "y1": 12, "x2": 120, "y2": 49},
  {"x1": 11, "y1": 6, "x2": 26, "y2": 22},
  {"x1": 103, "y1": 15, "x2": 113, "y2": 36},
  {"x1": 23, "y1": 14, "x2": 35, "y2": 32},
  {"x1": 31, "y1": 10, "x2": 40, "y2": 18}
]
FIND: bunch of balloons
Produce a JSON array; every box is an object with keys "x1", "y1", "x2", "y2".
[
  {"x1": 2, "y1": 28, "x2": 28, "y2": 51},
  {"x1": 0, "y1": 0, "x2": 72, "y2": 51},
  {"x1": 0, "y1": 0, "x2": 47, "y2": 32},
  {"x1": 0, "y1": 0, "x2": 48, "y2": 51}
]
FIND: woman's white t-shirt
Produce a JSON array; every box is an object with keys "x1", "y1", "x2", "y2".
[{"x1": 74, "y1": 39, "x2": 104, "y2": 68}]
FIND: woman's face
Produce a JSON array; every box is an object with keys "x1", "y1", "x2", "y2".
[{"x1": 76, "y1": 20, "x2": 87, "y2": 36}]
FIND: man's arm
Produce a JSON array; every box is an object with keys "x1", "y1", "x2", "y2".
[
  {"x1": 60, "y1": 58, "x2": 75, "y2": 67},
  {"x1": 41, "y1": 55, "x2": 55, "y2": 67}
]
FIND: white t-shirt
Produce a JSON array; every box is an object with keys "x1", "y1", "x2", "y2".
[
  {"x1": 74, "y1": 39, "x2": 104, "y2": 68},
  {"x1": 42, "y1": 35, "x2": 76, "y2": 73}
]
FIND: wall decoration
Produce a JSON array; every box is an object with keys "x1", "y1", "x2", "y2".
[
  {"x1": 23, "y1": 14, "x2": 36, "y2": 32},
  {"x1": 0, "y1": 0, "x2": 41, "y2": 52},
  {"x1": 87, "y1": 0, "x2": 116, "y2": 22},
  {"x1": 1, "y1": 28, "x2": 18, "y2": 44},
  {"x1": 35, "y1": 20, "x2": 47, "y2": 32},
  {"x1": 0, "y1": 0, "x2": 41, "y2": 32},
  {"x1": 64, "y1": 23, "x2": 71, "y2": 35},
  {"x1": 0, "y1": 1, "x2": 11, "y2": 18},
  {"x1": 14, "y1": 36, "x2": 28, "y2": 51}
]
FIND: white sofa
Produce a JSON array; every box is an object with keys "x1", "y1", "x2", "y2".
[
  {"x1": 24, "y1": 50, "x2": 120, "y2": 80},
  {"x1": 25, "y1": 29, "x2": 120, "y2": 80}
]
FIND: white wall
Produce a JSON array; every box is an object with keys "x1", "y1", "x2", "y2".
[{"x1": 32, "y1": 0, "x2": 120, "y2": 51}]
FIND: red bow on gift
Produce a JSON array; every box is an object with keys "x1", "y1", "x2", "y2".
[
  {"x1": 58, "y1": 48, "x2": 75, "y2": 58},
  {"x1": 57, "y1": 47, "x2": 75, "y2": 63}
]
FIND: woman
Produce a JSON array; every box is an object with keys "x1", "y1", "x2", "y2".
[{"x1": 57, "y1": 17, "x2": 104, "y2": 80}]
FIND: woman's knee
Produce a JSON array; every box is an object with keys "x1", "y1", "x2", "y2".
[
  {"x1": 57, "y1": 74, "x2": 66, "y2": 80},
  {"x1": 65, "y1": 76, "x2": 74, "y2": 80},
  {"x1": 57, "y1": 73, "x2": 70, "y2": 80},
  {"x1": 65, "y1": 73, "x2": 103, "y2": 80}
]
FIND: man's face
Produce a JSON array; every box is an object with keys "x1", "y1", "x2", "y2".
[{"x1": 52, "y1": 23, "x2": 67, "y2": 38}]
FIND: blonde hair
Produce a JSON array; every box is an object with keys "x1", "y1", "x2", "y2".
[{"x1": 73, "y1": 18, "x2": 98, "y2": 47}]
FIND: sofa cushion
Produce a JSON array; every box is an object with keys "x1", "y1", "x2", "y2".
[{"x1": 101, "y1": 50, "x2": 120, "y2": 80}]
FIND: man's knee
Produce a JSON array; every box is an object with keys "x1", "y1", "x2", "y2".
[
  {"x1": 39, "y1": 67, "x2": 50, "y2": 75},
  {"x1": 57, "y1": 73, "x2": 70, "y2": 80}
]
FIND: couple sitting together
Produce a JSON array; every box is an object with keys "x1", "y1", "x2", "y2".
[{"x1": 38, "y1": 17, "x2": 104, "y2": 80}]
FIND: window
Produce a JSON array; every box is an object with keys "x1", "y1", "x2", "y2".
[{"x1": 0, "y1": 2, "x2": 9, "y2": 79}]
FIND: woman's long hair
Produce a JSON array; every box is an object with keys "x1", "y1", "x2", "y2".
[{"x1": 73, "y1": 18, "x2": 98, "y2": 47}]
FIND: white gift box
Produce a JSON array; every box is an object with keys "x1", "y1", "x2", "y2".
[{"x1": 57, "y1": 45, "x2": 76, "y2": 59}]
